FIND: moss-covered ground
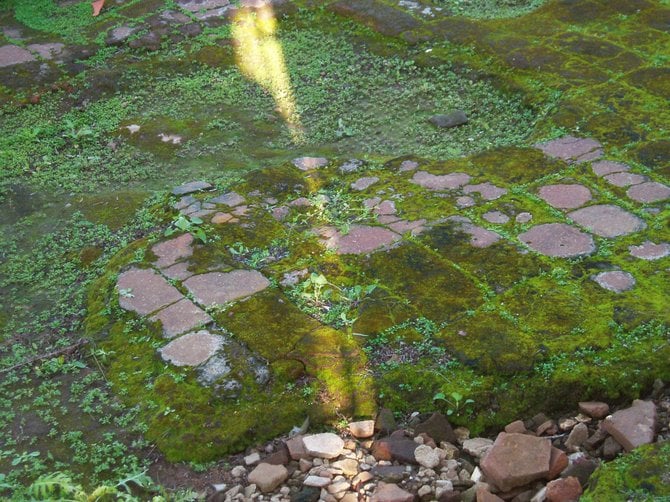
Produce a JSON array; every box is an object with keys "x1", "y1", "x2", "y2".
[{"x1": 0, "y1": 0, "x2": 668, "y2": 497}]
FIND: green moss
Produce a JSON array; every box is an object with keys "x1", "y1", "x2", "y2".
[{"x1": 583, "y1": 442, "x2": 670, "y2": 501}]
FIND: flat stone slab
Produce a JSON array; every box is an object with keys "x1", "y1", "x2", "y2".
[
  {"x1": 568, "y1": 204, "x2": 646, "y2": 237},
  {"x1": 26, "y1": 43, "x2": 65, "y2": 60},
  {"x1": 483, "y1": 211, "x2": 510, "y2": 224},
  {"x1": 626, "y1": 181, "x2": 670, "y2": 203},
  {"x1": 321, "y1": 225, "x2": 400, "y2": 254},
  {"x1": 303, "y1": 433, "x2": 345, "y2": 459},
  {"x1": 537, "y1": 184, "x2": 592, "y2": 209},
  {"x1": 399, "y1": 160, "x2": 419, "y2": 171},
  {"x1": 117, "y1": 268, "x2": 183, "y2": 315},
  {"x1": 592, "y1": 271, "x2": 636, "y2": 293},
  {"x1": 456, "y1": 196, "x2": 476, "y2": 208},
  {"x1": 519, "y1": 223, "x2": 595, "y2": 258},
  {"x1": 183, "y1": 270, "x2": 270, "y2": 306},
  {"x1": 152, "y1": 233, "x2": 194, "y2": 268},
  {"x1": 629, "y1": 241, "x2": 670, "y2": 260},
  {"x1": 172, "y1": 181, "x2": 213, "y2": 195},
  {"x1": 480, "y1": 432, "x2": 552, "y2": 492},
  {"x1": 0, "y1": 45, "x2": 36, "y2": 67},
  {"x1": 535, "y1": 136, "x2": 603, "y2": 163},
  {"x1": 602, "y1": 400, "x2": 656, "y2": 452},
  {"x1": 448, "y1": 216, "x2": 501, "y2": 248},
  {"x1": 293, "y1": 157, "x2": 328, "y2": 170},
  {"x1": 604, "y1": 172, "x2": 647, "y2": 187},
  {"x1": 463, "y1": 182, "x2": 507, "y2": 201},
  {"x1": 209, "y1": 191, "x2": 245, "y2": 207},
  {"x1": 411, "y1": 171, "x2": 471, "y2": 190},
  {"x1": 351, "y1": 176, "x2": 379, "y2": 191},
  {"x1": 150, "y1": 298, "x2": 213, "y2": 338},
  {"x1": 159, "y1": 330, "x2": 225, "y2": 367},
  {"x1": 591, "y1": 160, "x2": 630, "y2": 176}
]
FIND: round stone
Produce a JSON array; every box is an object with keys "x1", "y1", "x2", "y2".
[
  {"x1": 537, "y1": 184, "x2": 592, "y2": 209},
  {"x1": 158, "y1": 330, "x2": 225, "y2": 366},
  {"x1": 568, "y1": 204, "x2": 646, "y2": 238},
  {"x1": 483, "y1": 211, "x2": 510, "y2": 224},
  {"x1": 519, "y1": 223, "x2": 595, "y2": 258},
  {"x1": 456, "y1": 196, "x2": 476, "y2": 208},
  {"x1": 626, "y1": 182, "x2": 670, "y2": 203},
  {"x1": 629, "y1": 241, "x2": 670, "y2": 260},
  {"x1": 515, "y1": 212, "x2": 533, "y2": 223},
  {"x1": 592, "y1": 271, "x2": 635, "y2": 293}
]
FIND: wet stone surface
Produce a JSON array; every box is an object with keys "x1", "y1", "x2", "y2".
[{"x1": 568, "y1": 205, "x2": 646, "y2": 238}]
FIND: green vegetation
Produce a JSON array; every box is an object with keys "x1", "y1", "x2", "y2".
[{"x1": 431, "y1": 0, "x2": 548, "y2": 19}]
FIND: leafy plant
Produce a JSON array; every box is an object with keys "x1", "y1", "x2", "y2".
[
  {"x1": 433, "y1": 391, "x2": 475, "y2": 417},
  {"x1": 164, "y1": 215, "x2": 207, "y2": 244}
]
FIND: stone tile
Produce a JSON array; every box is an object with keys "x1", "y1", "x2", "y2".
[
  {"x1": 388, "y1": 219, "x2": 426, "y2": 235},
  {"x1": 629, "y1": 241, "x2": 670, "y2": 260},
  {"x1": 627, "y1": 181, "x2": 670, "y2": 203},
  {"x1": 535, "y1": 136, "x2": 603, "y2": 163},
  {"x1": 212, "y1": 212, "x2": 234, "y2": 224},
  {"x1": 456, "y1": 196, "x2": 476, "y2": 208},
  {"x1": 463, "y1": 182, "x2": 507, "y2": 200},
  {"x1": 150, "y1": 298, "x2": 213, "y2": 338},
  {"x1": 411, "y1": 171, "x2": 471, "y2": 190},
  {"x1": 321, "y1": 225, "x2": 401, "y2": 254},
  {"x1": 152, "y1": 233, "x2": 194, "y2": 268},
  {"x1": 537, "y1": 184, "x2": 592, "y2": 209},
  {"x1": 399, "y1": 160, "x2": 419, "y2": 171},
  {"x1": 158, "y1": 330, "x2": 224, "y2": 366},
  {"x1": 172, "y1": 181, "x2": 212, "y2": 195},
  {"x1": 592, "y1": 271, "x2": 636, "y2": 293},
  {"x1": 602, "y1": 399, "x2": 656, "y2": 451},
  {"x1": 351, "y1": 176, "x2": 379, "y2": 191},
  {"x1": 293, "y1": 156, "x2": 328, "y2": 170},
  {"x1": 519, "y1": 223, "x2": 595, "y2": 258},
  {"x1": 591, "y1": 160, "x2": 630, "y2": 176},
  {"x1": 117, "y1": 268, "x2": 183, "y2": 316},
  {"x1": 0, "y1": 45, "x2": 36, "y2": 67},
  {"x1": 515, "y1": 212, "x2": 533, "y2": 223},
  {"x1": 26, "y1": 43, "x2": 65, "y2": 60},
  {"x1": 568, "y1": 204, "x2": 646, "y2": 237},
  {"x1": 209, "y1": 191, "x2": 245, "y2": 207},
  {"x1": 604, "y1": 172, "x2": 647, "y2": 187},
  {"x1": 184, "y1": 270, "x2": 270, "y2": 307},
  {"x1": 160, "y1": 262, "x2": 195, "y2": 281},
  {"x1": 447, "y1": 217, "x2": 500, "y2": 248},
  {"x1": 374, "y1": 200, "x2": 397, "y2": 215}
]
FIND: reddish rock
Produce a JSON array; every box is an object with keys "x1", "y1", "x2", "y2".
[
  {"x1": 535, "y1": 136, "x2": 603, "y2": 163},
  {"x1": 602, "y1": 399, "x2": 656, "y2": 451},
  {"x1": 568, "y1": 204, "x2": 646, "y2": 238},
  {"x1": 411, "y1": 171, "x2": 471, "y2": 190},
  {"x1": 536, "y1": 420, "x2": 558, "y2": 436},
  {"x1": 565, "y1": 423, "x2": 589, "y2": 450},
  {"x1": 414, "y1": 413, "x2": 457, "y2": 444},
  {"x1": 547, "y1": 447, "x2": 568, "y2": 480},
  {"x1": 152, "y1": 235, "x2": 194, "y2": 265},
  {"x1": 602, "y1": 436, "x2": 623, "y2": 460},
  {"x1": 183, "y1": 270, "x2": 270, "y2": 306},
  {"x1": 476, "y1": 485, "x2": 504, "y2": 502},
  {"x1": 375, "y1": 408, "x2": 397, "y2": 434},
  {"x1": 399, "y1": 160, "x2": 419, "y2": 171},
  {"x1": 264, "y1": 443, "x2": 290, "y2": 465},
  {"x1": 160, "y1": 261, "x2": 194, "y2": 280},
  {"x1": 545, "y1": 476, "x2": 582, "y2": 502},
  {"x1": 321, "y1": 224, "x2": 400, "y2": 254},
  {"x1": 578, "y1": 401, "x2": 610, "y2": 419},
  {"x1": 592, "y1": 271, "x2": 635, "y2": 293},
  {"x1": 388, "y1": 219, "x2": 427, "y2": 235},
  {"x1": 351, "y1": 176, "x2": 379, "y2": 191},
  {"x1": 480, "y1": 433, "x2": 552, "y2": 492},
  {"x1": 505, "y1": 420, "x2": 527, "y2": 435},
  {"x1": 537, "y1": 184, "x2": 592, "y2": 209},
  {"x1": 519, "y1": 223, "x2": 595, "y2": 258},
  {"x1": 482, "y1": 211, "x2": 510, "y2": 224},
  {"x1": 627, "y1": 181, "x2": 670, "y2": 203},
  {"x1": 371, "y1": 482, "x2": 415, "y2": 502},
  {"x1": 371, "y1": 438, "x2": 419, "y2": 464},
  {"x1": 150, "y1": 298, "x2": 212, "y2": 338},
  {"x1": 117, "y1": 268, "x2": 183, "y2": 316},
  {"x1": 286, "y1": 435, "x2": 310, "y2": 460}
]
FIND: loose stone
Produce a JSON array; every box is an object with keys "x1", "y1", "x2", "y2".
[
  {"x1": 293, "y1": 157, "x2": 328, "y2": 170},
  {"x1": 602, "y1": 400, "x2": 657, "y2": 451},
  {"x1": 351, "y1": 177, "x2": 379, "y2": 191},
  {"x1": 303, "y1": 433, "x2": 345, "y2": 459},
  {"x1": 247, "y1": 463, "x2": 289, "y2": 493}
]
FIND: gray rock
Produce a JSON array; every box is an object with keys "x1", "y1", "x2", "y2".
[
  {"x1": 197, "y1": 355, "x2": 232, "y2": 385},
  {"x1": 414, "y1": 444, "x2": 440, "y2": 468},
  {"x1": 429, "y1": 110, "x2": 468, "y2": 128},
  {"x1": 303, "y1": 433, "x2": 344, "y2": 459},
  {"x1": 172, "y1": 181, "x2": 213, "y2": 195}
]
